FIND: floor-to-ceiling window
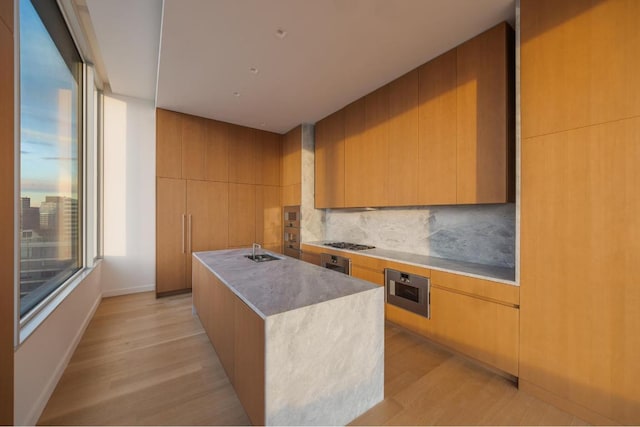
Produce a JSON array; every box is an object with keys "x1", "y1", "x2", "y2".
[{"x1": 19, "y1": 0, "x2": 86, "y2": 319}]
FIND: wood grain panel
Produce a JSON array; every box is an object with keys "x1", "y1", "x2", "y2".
[
  {"x1": 520, "y1": 119, "x2": 640, "y2": 425},
  {"x1": 388, "y1": 70, "x2": 419, "y2": 206},
  {"x1": 156, "y1": 109, "x2": 182, "y2": 178},
  {"x1": 255, "y1": 185, "x2": 281, "y2": 247},
  {"x1": 228, "y1": 183, "x2": 256, "y2": 247},
  {"x1": 204, "y1": 119, "x2": 229, "y2": 182},
  {"x1": 315, "y1": 109, "x2": 345, "y2": 208},
  {"x1": 418, "y1": 50, "x2": 457, "y2": 205},
  {"x1": 187, "y1": 180, "x2": 228, "y2": 252},
  {"x1": 352, "y1": 265, "x2": 384, "y2": 286},
  {"x1": 0, "y1": 15, "x2": 13, "y2": 425},
  {"x1": 181, "y1": 115, "x2": 206, "y2": 180},
  {"x1": 256, "y1": 131, "x2": 281, "y2": 186},
  {"x1": 344, "y1": 95, "x2": 386, "y2": 207},
  {"x1": 521, "y1": 0, "x2": 640, "y2": 139},
  {"x1": 281, "y1": 183, "x2": 301, "y2": 207},
  {"x1": 211, "y1": 272, "x2": 236, "y2": 383},
  {"x1": 0, "y1": 0, "x2": 12, "y2": 32},
  {"x1": 233, "y1": 299, "x2": 265, "y2": 426},
  {"x1": 156, "y1": 178, "x2": 186, "y2": 295},
  {"x1": 431, "y1": 270, "x2": 519, "y2": 306},
  {"x1": 281, "y1": 126, "x2": 301, "y2": 187},
  {"x1": 228, "y1": 126, "x2": 256, "y2": 184},
  {"x1": 457, "y1": 22, "x2": 511, "y2": 204},
  {"x1": 301, "y1": 251, "x2": 321, "y2": 266}
]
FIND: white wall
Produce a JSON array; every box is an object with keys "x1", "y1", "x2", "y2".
[
  {"x1": 14, "y1": 264, "x2": 102, "y2": 425},
  {"x1": 102, "y1": 94, "x2": 156, "y2": 297}
]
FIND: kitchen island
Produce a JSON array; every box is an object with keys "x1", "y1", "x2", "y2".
[{"x1": 192, "y1": 249, "x2": 384, "y2": 426}]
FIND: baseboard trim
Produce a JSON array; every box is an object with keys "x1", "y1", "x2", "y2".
[
  {"x1": 519, "y1": 379, "x2": 618, "y2": 425},
  {"x1": 22, "y1": 290, "x2": 102, "y2": 426},
  {"x1": 102, "y1": 284, "x2": 155, "y2": 298}
]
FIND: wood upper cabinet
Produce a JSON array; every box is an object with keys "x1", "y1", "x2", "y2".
[
  {"x1": 228, "y1": 126, "x2": 257, "y2": 184},
  {"x1": 256, "y1": 131, "x2": 281, "y2": 186},
  {"x1": 228, "y1": 183, "x2": 256, "y2": 247},
  {"x1": 388, "y1": 70, "x2": 419, "y2": 206},
  {"x1": 418, "y1": 50, "x2": 457, "y2": 205},
  {"x1": 205, "y1": 120, "x2": 229, "y2": 182},
  {"x1": 315, "y1": 109, "x2": 345, "y2": 208},
  {"x1": 156, "y1": 177, "x2": 187, "y2": 294},
  {"x1": 345, "y1": 88, "x2": 389, "y2": 208},
  {"x1": 281, "y1": 126, "x2": 301, "y2": 206},
  {"x1": 181, "y1": 115, "x2": 207, "y2": 180},
  {"x1": 456, "y1": 22, "x2": 514, "y2": 204},
  {"x1": 521, "y1": 0, "x2": 640, "y2": 139},
  {"x1": 156, "y1": 109, "x2": 183, "y2": 178}
]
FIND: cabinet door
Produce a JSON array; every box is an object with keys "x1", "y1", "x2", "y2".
[
  {"x1": 345, "y1": 93, "x2": 389, "y2": 208},
  {"x1": 156, "y1": 109, "x2": 182, "y2": 178},
  {"x1": 457, "y1": 22, "x2": 511, "y2": 204},
  {"x1": 255, "y1": 185, "x2": 281, "y2": 247},
  {"x1": 389, "y1": 70, "x2": 419, "y2": 206},
  {"x1": 228, "y1": 125, "x2": 257, "y2": 184},
  {"x1": 181, "y1": 115, "x2": 206, "y2": 180},
  {"x1": 187, "y1": 180, "x2": 229, "y2": 253},
  {"x1": 205, "y1": 119, "x2": 229, "y2": 182},
  {"x1": 418, "y1": 50, "x2": 457, "y2": 205},
  {"x1": 228, "y1": 183, "x2": 256, "y2": 247},
  {"x1": 256, "y1": 131, "x2": 281, "y2": 186},
  {"x1": 315, "y1": 109, "x2": 345, "y2": 208},
  {"x1": 156, "y1": 177, "x2": 186, "y2": 294}
]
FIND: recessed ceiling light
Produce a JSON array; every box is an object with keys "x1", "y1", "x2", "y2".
[
  {"x1": 275, "y1": 28, "x2": 287, "y2": 39},
  {"x1": 233, "y1": 91, "x2": 240, "y2": 97},
  {"x1": 249, "y1": 67, "x2": 259, "y2": 74},
  {"x1": 260, "y1": 122, "x2": 266, "y2": 127}
]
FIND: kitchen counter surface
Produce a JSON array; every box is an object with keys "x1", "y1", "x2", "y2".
[
  {"x1": 303, "y1": 241, "x2": 517, "y2": 285},
  {"x1": 193, "y1": 249, "x2": 380, "y2": 319}
]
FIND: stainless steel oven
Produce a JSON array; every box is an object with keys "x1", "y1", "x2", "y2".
[
  {"x1": 283, "y1": 205, "x2": 301, "y2": 258},
  {"x1": 320, "y1": 253, "x2": 352, "y2": 275},
  {"x1": 385, "y1": 268, "x2": 430, "y2": 318}
]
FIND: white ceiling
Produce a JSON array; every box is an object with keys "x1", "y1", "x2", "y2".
[
  {"x1": 86, "y1": 0, "x2": 162, "y2": 100},
  {"x1": 88, "y1": 0, "x2": 515, "y2": 133}
]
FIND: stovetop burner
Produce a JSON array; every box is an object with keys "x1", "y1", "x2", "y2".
[{"x1": 323, "y1": 242, "x2": 375, "y2": 251}]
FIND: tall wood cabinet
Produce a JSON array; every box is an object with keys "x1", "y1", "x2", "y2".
[
  {"x1": 315, "y1": 22, "x2": 514, "y2": 208},
  {"x1": 520, "y1": 1, "x2": 640, "y2": 424},
  {"x1": 156, "y1": 109, "x2": 282, "y2": 296}
]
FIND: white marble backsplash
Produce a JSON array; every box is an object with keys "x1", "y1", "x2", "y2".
[
  {"x1": 300, "y1": 124, "x2": 325, "y2": 242},
  {"x1": 324, "y1": 204, "x2": 516, "y2": 268}
]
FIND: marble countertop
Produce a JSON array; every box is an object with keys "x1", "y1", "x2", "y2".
[
  {"x1": 193, "y1": 249, "x2": 380, "y2": 319},
  {"x1": 303, "y1": 241, "x2": 517, "y2": 285}
]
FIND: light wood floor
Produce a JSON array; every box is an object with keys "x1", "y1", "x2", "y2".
[{"x1": 39, "y1": 292, "x2": 586, "y2": 426}]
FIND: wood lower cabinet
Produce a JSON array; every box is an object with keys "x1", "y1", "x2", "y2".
[
  {"x1": 192, "y1": 257, "x2": 265, "y2": 425},
  {"x1": 301, "y1": 250, "x2": 321, "y2": 266},
  {"x1": 156, "y1": 178, "x2": 187, "y2": 294}
]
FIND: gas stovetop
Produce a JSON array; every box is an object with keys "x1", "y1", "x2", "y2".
[{"x1": 323, "y1": 242, "x2": 375, "y2": 251}]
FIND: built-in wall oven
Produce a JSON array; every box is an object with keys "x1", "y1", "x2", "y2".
[
  {"x1": 320, "y1": 253, "x2": 352, "y2": 276},
  {"x1": 385, "y1": 268, "x2": 430, "y2": 318},
  {"x1": 283, "y1": 206, "x2": 301, "y2": 258}
]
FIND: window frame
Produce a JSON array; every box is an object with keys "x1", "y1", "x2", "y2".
[{"x1": 16, "y1": 0, "x2": 103, "y2": 343}]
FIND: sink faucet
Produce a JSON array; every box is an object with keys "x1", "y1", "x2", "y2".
[{"x1": 252, "y1": 243, "x2": 261, "y2": 259}]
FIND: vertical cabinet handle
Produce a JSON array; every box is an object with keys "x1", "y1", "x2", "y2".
[
  {"x1": 181, "y1": 214, "x2": 186, "y2": 254},
  {"x1": 188, "y1": 214, "x2": 192, "y2": 253}
]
